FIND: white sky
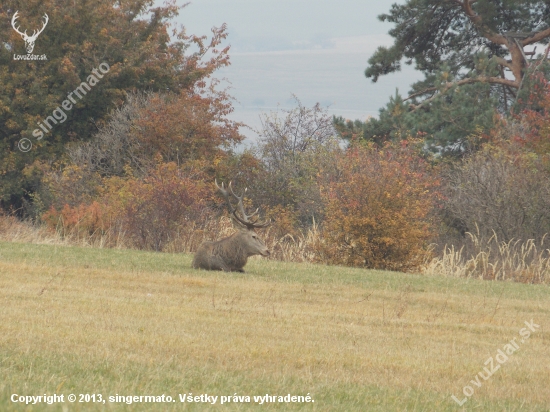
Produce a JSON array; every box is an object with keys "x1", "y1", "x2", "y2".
[{"x1": 172, "y1": 0, "x2": 423, "y2": 142}]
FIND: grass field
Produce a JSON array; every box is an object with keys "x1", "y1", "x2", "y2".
[{"x1": 0, "y1": 241, "x2": 549, "y2": 411}]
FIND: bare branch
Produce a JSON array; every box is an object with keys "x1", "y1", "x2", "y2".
[
  {"x1": 493, "y1": 56, "x2": 514, "y2": 71},
  {"x1": 403, "y1": 88, "x2": 438, "y2": 102}
]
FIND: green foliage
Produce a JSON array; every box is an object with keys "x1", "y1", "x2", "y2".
[
  {"x1": 358, "y1": 0, "x2": 550, "y2": 152},
  {"x1": 366, "y1": 0, "x2": 549, "y2": 81},
  {"x1": 411, "y1": 81, "x2": 497, "y2": 154},
  {"x1": 335, "y1": 91, "x2": 410, "y2": 145},
  {"x1": 335, "y1": 82, "x2": 497, "y2": 155}
]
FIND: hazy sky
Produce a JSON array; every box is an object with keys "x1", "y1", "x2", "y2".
[{"x1": 174, "y1": 0, "x2": 422, "y2": 141}]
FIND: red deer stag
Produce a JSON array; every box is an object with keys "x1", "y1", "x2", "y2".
[{"x1": 192, "y1": 180, "x2": 270, "y2": 272}]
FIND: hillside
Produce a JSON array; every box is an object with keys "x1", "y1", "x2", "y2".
[{"x1": 0, "y1": 241, "x2": 548, "y2": 411}]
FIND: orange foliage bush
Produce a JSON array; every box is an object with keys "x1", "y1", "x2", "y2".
[
  {"x1": 42, "y1": 201, "x2": 110, "y2": 238},
  {"x1": 318, "y1": 141, "x2": 439, "y2": 271},
  {"x1": 262, "y1": 205, "x2": 299, "y2": 239},
  {"x1": 42, "y1": 162, "x2": 215, "y2": 251}
]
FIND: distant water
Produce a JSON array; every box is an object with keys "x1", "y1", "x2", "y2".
[{"x1": 219, "y1": 46, "x2": 423, "y2": 146}]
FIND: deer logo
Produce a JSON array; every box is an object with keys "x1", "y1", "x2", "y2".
[
  {"x1": 192, "y1": 180, "x2": 271, "y2": 272},
  {"x1": 11, "y1": 11, "x2": 49, "y2": 54}
]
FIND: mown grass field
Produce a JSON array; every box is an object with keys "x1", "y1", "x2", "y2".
[{"x1": 0, "y1": 241, "x2": 549, "y2": 411}]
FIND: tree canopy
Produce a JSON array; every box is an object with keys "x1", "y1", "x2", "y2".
[
  {"x1": 350, "y1": 0, "x2": 550, "y2": 153},
  {"x1": 366, "y1": 0, "x2": 550, "y2": 103},
  {"x1": 0, "y1": 0, "x2": 231, "y2": 212}
]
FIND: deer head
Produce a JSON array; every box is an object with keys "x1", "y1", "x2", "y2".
[{"x1": 12, "y1": 11, "x2": 49, "y2": 54}]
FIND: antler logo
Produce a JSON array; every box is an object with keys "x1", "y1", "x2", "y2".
[{"x1": 11, "y1": 11, "x2": 49, "y2": 54}]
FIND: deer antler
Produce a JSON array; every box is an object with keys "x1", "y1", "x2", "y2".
[
  {"x1": 231, "y1": 210, "x2": 270, "y2": 229},
  {"x1": 11, "y1": 12, "x2": 27, "y2": 38},
  {"x1": 228, "y1": 184, "x2": 260, "y2": 221},
  {"x1": 12, "y1": 12, "x2": 48, "y2": 40},
  {"x1": 32, "y1": 13, "x2": 49, "y2": 40},
  {"x1": 215, "y1": 179, "x2": 270, "y2": 230}
]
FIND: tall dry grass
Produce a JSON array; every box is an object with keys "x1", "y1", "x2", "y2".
[
  {"x1": 0, "y1": 212, "x2": 129, "y2": 249},
  {"x1": 0, "y1": 214, "x2": 66, "y2": 245},
  {"x1": 6, "y1": 212, "x2": 550, "y2": 285},
  {"x1": 423, "y1": 231, "x2": 550, "y2": 284},
  {"x1": 0, "y1": 213, "x2": 321, "y2": 262}
]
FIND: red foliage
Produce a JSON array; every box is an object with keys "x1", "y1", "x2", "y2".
[
  {"x1": 42, "y1": 162, "x2": 215, "y2": 250},
  {"x1": 512, "y1": 75, "x2": 550, "y2": 157},
  {"x1": 43, "y1": 201, "x2": 110, "y2": 237}
]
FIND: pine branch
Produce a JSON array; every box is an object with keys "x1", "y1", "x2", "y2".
[
  {"x1": 407, "y1": 76, "x2": 519, "y2": 111},
  {"x1": 456, "y1": 0, "x2": 508, "y2": 45}
]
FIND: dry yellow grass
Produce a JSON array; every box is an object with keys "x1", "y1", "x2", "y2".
[
  {"x1": 424, "y1": 232, "x2": 550, "y2": 284},
  {"x1": 0, "y1": 214, "x2": 66, "y2": 245},
  {"x1": 0, "y1": 241, "x2": 549, "y2": 411},
  {"x1": 0, "y1": 214, "x2": 124, "y2": 249}
]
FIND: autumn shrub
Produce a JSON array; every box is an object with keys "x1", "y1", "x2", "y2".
[
  {"x1": 67, "y1": 89, "x2": 243, "y2": 180},
  {"x1": 262, "y1": 205, "x2": 300, "y2": 239},
  {"x1": 39, "y1": 163, "x2": 102, "y2": 208},
  {"x1": 40, "y1": 161, "x2": 216, "y2": 251},
  {"x1": 441, "y1": 142, "x2": 550, "y2": 245},
  {"x1": 317, "y1": 141, "x2": 439, "y2": 271},
  {"x1": 106, "y1": 162, "x2": 215, "y2": 251},
  {"x1": 428, "y1": 81, "x2": 550, "y2": 283},
  {"x1": 37, "y1": 73, "x2": 248, "y2": 249},
  {"x1": 42, "y1": 201, "x2": 110, "y2": 238},
  {"x1": 133, "y1": 89, "x2": 242, "y2": 165},
  {"x1": 440, "y1": 91, "x2": 550, "y2": 246},
  {"x1": 511, "y1": 74, "x2": 550, "y2": 168}
]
